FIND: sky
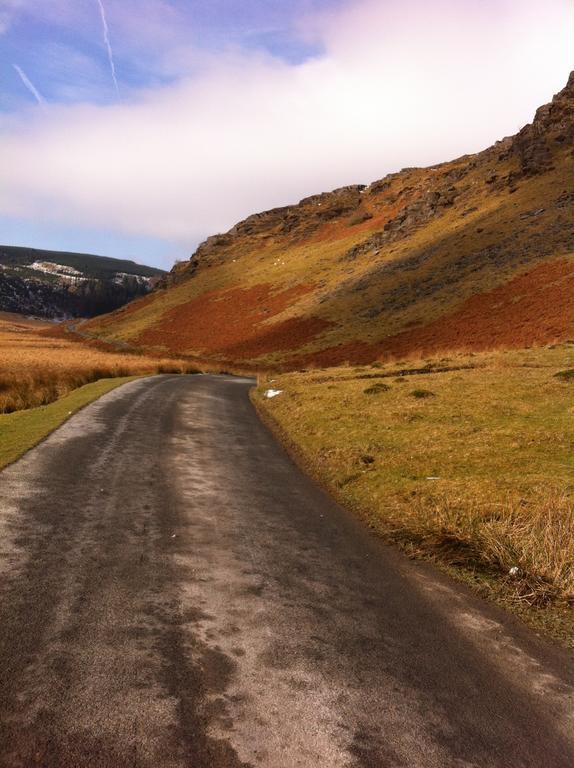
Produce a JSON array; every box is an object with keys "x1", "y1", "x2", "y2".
[{"x1": 1, "y1": 0, "x2": 573, "y2": 269}]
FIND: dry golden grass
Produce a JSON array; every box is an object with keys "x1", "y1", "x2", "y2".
[
  {"x1": 254, "y1": 344, "x2": 574, "y2": 643},
  {"x1": 393, "y1": 489, "x2": 574, "y2": 604},
  {"x1": 0, "y1": 313, "x2": 198, "y2": 414}
]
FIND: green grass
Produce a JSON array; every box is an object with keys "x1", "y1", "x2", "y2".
[
  {"x1": 254, "y1": 345, "x2": 574, "y2": 648},
  {"x1": 0, "y1": 376, "x2": 139, "y2": 470}
]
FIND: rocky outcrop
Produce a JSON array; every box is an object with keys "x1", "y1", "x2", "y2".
[
  {"x1": 509, "y1": 71, "x2": 574, "y2": 177},
  {"x1": 0, "y1": 274, "x2": 74, "y2": 318},
  {"x1": 343, "y1": 185, "x2": 459, "y2": 261},
  {"x1": 169, "y1": 71, "x2": 573, "y2": 286},
  {"x1": 185, "y1": 185, "x2": 366, "y2": 270}
]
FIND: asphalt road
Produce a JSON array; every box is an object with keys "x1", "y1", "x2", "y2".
[{"x1": 0, "y1": 374, "x2": 573, "y2": 768}]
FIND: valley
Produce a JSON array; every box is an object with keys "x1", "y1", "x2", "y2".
[
  {"x1": 65, "y1": 70, "x2": 574, "y2": 649},
  {"x1": 3, "y1": 73, "x2": 573, "y2": 639},
  {"x1": 1, "y1": 63, "x2": 573, "y2": 768}
]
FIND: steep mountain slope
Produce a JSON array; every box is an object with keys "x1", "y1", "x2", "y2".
[
  {"x1": 0, "y1": 246, "x2": 164, "y2": 319},
  {"x1": 85, "y1": 72, "x2": 574, "y2": 368}
]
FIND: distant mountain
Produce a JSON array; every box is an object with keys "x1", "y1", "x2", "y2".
[
  {"x1": 85, "y1": 72, "x2": 574, "y2": 368},
  {"x1": 0, "y1": 246, "x2": 165, "y2": 319}
]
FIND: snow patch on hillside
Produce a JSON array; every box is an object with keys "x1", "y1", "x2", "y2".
[{"x1": 30, "y1": 261, "x2": 87, "y2": 282}]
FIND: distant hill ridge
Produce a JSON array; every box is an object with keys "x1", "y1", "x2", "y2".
[
  {"x1": 85, "y1": 71, "x2": 574, "y2": 368},
  {"x1": 0, "y1": 245, "x2": 164, "y2": 319}
]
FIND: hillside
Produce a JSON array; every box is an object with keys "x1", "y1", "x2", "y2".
[
  {"x1": 85, "y1": 72, "x2": 574, "y2": 368},
  {"x1": 0, "y1": 245, "x2": 164, "y2": 319}
]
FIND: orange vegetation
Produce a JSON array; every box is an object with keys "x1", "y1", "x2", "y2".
[
  {"x1": 289, "y1": 258, "x2": 574, "y2": 367},
  {"x1": 380, "y1": 258, "x2": 574, "y2": 357},
  {"x1": 138, "y1": 283, "x2": 332, "y2": 359}
]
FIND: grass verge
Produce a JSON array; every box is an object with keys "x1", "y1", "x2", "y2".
[
  {"x1": 253, "y1": 345, "x2": 574, "y2": 649},
  {"x1": 0, "y1": 376, "x2": 138, "y2": 470}
]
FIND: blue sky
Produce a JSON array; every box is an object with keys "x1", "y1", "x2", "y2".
[
  {"x1": 1, "y1": 0, "x2": 340, "y2": 267},
  {"x1": 1, "y1": 0, "x2": 573, "y2": 268},
  {"x1": 1, "y1": 1, "x2": 338, "y2": 109}
]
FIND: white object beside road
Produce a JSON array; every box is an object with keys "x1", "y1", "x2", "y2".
[{"x1": 265, "y1": 389, "x2": 283, "y2": 399}]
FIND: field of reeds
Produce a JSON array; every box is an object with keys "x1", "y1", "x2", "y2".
[
  {"x1": 254, "y1": 344, "x2": 574, "y2": 646},
  {"x1": 0, "y1": 313, "x2": 197, "y2": 414}
]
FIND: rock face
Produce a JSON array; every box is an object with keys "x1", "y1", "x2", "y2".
[
  {"x1": 0, "y1": 273, "x2": 72, "y2": 318},
  {"x1": 0, "y1": 246, "x2": 164, "y2": 319},
  {"x1": 180, "y1": 164, "x2": 474, "y2": 278},
  {"x1": 176, "y1": 73, "x2": 574, "y2": 281},
  {"x1": 509, "y1": 71, "x2": 574, "y2": 177},
  {"x1": 85, "y1": 71, "x2": 574, "y2": 368},
  {"x1": 188, "y1": 185, "x2": 367, "y2": 270}
]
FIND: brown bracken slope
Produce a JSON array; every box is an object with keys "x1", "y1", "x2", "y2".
[{"x1": 84, "y1": 72, "x2": 574, "y2": 369}]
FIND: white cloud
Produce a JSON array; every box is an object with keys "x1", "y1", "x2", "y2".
[
  {"x1": 1, "y1": 0, "x2": 574, "y2": 250},
  {"x1": 0, "y1": 0, "x2": 24, "y2": 35}
]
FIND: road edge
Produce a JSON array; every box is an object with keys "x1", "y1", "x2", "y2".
[
  {"x1": 0, "y1": 376, "x2": 142, "y2": 472},
  {"x1": 250, "y1": 387, "x2": 574, "y2": 652}
]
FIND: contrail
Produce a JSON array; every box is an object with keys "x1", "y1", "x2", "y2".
[
  {"x1": 12, "y1": 64, "x2": 46, "y2": 107},
  {"x1": 95, "y1": 0, "x2": 120, "y2": 97}
]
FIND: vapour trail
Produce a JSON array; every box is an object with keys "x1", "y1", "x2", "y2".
[
  {"x1": 95, "y1": 0, "x2": 120, "y2": 96},
  {"x1": 12, "y1": 64, "x2": 46, "y2": 106}
]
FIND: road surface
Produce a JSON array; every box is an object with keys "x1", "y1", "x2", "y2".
[{"x1": 0, "y1": 374, "x2": 573, "y2": 767}]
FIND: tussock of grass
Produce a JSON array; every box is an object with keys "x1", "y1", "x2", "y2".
[
  {"x1": 410, "y1": 388, "x2": 435, "y2": 398},
  {"x1": 389, "y1": 490, "x2": 574, "y2": 605},
  {"x1": 364, "y1": 383, "x2": 390, "y2": 395},
  {"x1": 255, "y1": 345, "x2": 574, "y2": 644}
]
